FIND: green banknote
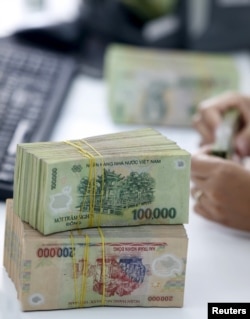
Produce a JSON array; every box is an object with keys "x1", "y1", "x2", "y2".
[
  {"x1": 13, "y1": 128, "x2": 190, "y2": 234},
  {"x1": 4, "y1": 199, "x2": 188, "y2": 311},
  {"x1": 104, "y1": 44, "x2": 240, "y2": 126}
]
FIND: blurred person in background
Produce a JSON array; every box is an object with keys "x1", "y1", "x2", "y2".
[{"x1": 191, "y1": 92, "x2": 250, "y2": 231}]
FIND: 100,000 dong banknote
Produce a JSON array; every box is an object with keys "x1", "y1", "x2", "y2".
[
  {"x1": 105, "y1": 44, "x2": 240, "y2": 126},
  {"x1": 13, "y1": 129, "x2": 190, "y2": 235}
]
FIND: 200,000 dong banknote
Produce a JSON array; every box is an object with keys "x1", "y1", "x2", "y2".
[{"x1": 4, "y1": 199, "x2": 188, "y2": 311}]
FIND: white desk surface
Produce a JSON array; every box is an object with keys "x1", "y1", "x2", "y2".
[{"x1": 1, "y1": 75, "x2": 250, "y2": 319}]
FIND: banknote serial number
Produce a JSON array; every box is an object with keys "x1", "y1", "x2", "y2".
[
  {"x1": 132, "y1": 207, "x2": 177, "y2": 220},
  {"x1": 148, "y1": 296, "x2": 173, "y2": 302},
  {"x1": 37, "y1": 247, "x2": 75, "y2": 258}
]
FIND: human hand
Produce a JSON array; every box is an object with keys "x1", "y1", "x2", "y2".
[
  {"x1": 191, "y1": 146, "x2": 250, "y2": 231},
  {"x1": 192, "y1": 92, "x2": 250, "y2": 157}
]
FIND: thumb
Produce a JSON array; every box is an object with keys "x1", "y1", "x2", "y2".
[{"x1": 235, "y1": 126, "x2": 250, "y2": 156}]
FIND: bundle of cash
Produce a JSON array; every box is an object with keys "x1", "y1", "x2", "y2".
[
  {"x1": 4, "y1": 199, "x2": 188, "y2": 311},
  {"x1": 13, "y1": 128, "x2": 190, "y2": 235},
  {"x1": 104, "y1": 44, "x2": 239, "y2": 126},
  {"x1": 211, "y1": 109, "x2": 240, "y2": 159}
]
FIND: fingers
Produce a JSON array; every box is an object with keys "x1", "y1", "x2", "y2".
[
  {"x1": 191, "y1": 185, "x2": 226, "y2": 225},
  {"x1": 191, "y1": 151, "x2": 225, "y2": 180},
  {"x1": 198, "y1": 91, "x2": 250, "y2": 116},
  {"x1": 235, "y1": 125, "x2": 250, "y2": 156},
  {"x1": 191, "y1": 94, "x2": 250, "y2": 231},
  {"x1": 193, "y1": 92, "x2": 235, "y2": 144},
  {"x1": 192, "y1": 105, "x2": 221, "y2": 145},
  {"x1": 193, "y1": 91, "x2": 250, "y2": 147},
  {"x1": 191, "y1": 153, "x2": 227, "y2": 222},
  {"x1": 193, "y1": 197, "x2": 226, "y2": 225}
]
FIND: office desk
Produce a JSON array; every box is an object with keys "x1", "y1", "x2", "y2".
[{"x1": 1, "y1": 75, "x2": 250, "y2": 319}]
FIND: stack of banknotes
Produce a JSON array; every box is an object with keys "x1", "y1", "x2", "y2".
[
  {"x1": 13, "y1": 128, "x2": 190, "y2": 235},
  {"x1": 104, "y1": 44, "x2": 239, "y2": 126},
  {"x1": 4, "y1": 128, "x2": 190, "y2": 311},
  {"x1": 4, "y1": 199, "x2": 188, "y2": 311}
]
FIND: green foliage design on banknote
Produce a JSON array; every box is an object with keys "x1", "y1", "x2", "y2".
[{"x1": 76, "y1": 168, "x2": 155, "y2": 216}]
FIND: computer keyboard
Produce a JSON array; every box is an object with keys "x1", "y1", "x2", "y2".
[{"x1": 0, "y1": 37, "x2": 77, "y2": 201}]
